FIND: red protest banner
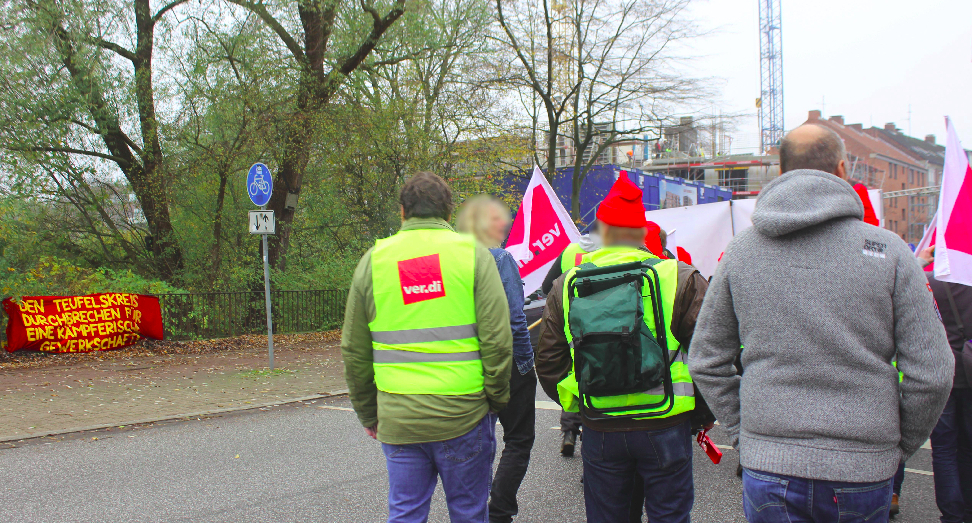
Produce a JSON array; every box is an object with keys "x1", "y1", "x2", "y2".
[{"x1": 2, "y1": 293, "x2": 164, "y2": 353}]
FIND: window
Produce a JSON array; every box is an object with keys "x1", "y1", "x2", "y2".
[
  {"x1": 891, "y1": 164, "x2": 896, "y2": 179},
  {"x1": 908, "y1": 169, "x2": 914, "y2": 184}
]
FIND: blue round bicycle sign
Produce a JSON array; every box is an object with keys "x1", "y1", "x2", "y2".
[{"x1": 247, "y1": 162, "x2": 273, "y2": 207}]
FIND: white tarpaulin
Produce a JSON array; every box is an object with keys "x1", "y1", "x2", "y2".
[
  {"x1": 644, "y1": 201, "x2": 734, "y2": 278},
  {"x1": 646, "y1": 187, "x2": 884, "y2": 278}
]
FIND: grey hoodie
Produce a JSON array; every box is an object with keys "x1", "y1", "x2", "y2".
[{"x1": 688, "y1": 169, "x2": 954, "y2": 482}]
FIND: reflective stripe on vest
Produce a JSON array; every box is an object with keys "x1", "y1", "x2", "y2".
[
  {"x1": 557, "y1": 246, "x2": 695, "y2": 419},
  {"x1": 560, "y1": 243, "x2": 589, "y2": 273},
  {"x1": 369, "y1": 229, "x2": 483, "y2": 396}
]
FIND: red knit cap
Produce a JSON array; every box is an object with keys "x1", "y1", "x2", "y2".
[
  {"x1": 597, "y1": 172, "x2": 647, "y2": 228},
  {"x1": 644, "y1": 221, "x2": 667, "y2": 258},
  {"x1": 676, "y1": 246, "x2": 692, "y2": 265}
]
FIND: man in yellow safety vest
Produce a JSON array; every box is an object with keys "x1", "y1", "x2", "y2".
[
  {"x1": 535, "y1": 172, "x2": 712, "y2": 523},
  {"x1": 341, "y1": 171, "x2": 513, "y2": 522}
]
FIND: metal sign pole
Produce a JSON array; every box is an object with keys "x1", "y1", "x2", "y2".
[
  {"x1": 262, "y1": 232, "x2": 274, "y2": 371},
  {"x1": 247, "y1": 162, "x2": 275, "y2": 371}
]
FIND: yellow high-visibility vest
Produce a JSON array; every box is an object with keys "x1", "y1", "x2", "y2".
[{"x1": 369, "y1": 229, "x2": 483, "y2": 395}]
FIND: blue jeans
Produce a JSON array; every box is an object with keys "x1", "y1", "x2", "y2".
[
  {"x1": 382, "y1": 414, "x2": 497, "y2": 523},
  {"x1": 581, "y1": 420, "x2": 694, "y2": 523},
  {"x1": 742, "y1": 468, "x2": 893, "y2": 523},
  {"x1": 930, "y1": 387, "x2": 972, "y2": 523}
]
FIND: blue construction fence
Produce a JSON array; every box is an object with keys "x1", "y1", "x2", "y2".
[{"x1": 501, "y1": 165, "x2": 732, "y2": 222}]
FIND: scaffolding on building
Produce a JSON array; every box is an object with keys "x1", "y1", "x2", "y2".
[{"x1": 883, "y1": 186, "x2": 940, "y2": 240}]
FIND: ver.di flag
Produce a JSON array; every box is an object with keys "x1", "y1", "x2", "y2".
[
  {"x1": 915, "y1": 209, "x2": 937, "y2": 272},
  {"x1": 934, "y1": 117, "x2": 972, "y2": 286},
  {"x1": 506, "y1": 166, "x2": 581, "y2": 297}
]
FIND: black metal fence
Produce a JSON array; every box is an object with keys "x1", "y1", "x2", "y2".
[{"x1": 156, "y1": 289, "x2": 348, "y2": 340}]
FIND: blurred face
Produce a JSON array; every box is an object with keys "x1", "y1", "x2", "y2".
[{"x1": 485, "y1": 205, "x2": 510, "y2": 246}]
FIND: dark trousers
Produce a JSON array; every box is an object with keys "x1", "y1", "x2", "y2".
[
  {"x1": 561, "y1": 409, "x2": 582, "y2": 434},
  {"x1": 488, "y1": 367, "x2": 537, "y2": 523},
  {"x1": 581, "y1": 421, "x2": 694, "y2": 523},
  {"x1": 931, "y1": 387, "x2": 972, "y2": 523},
  {"x1": 893, "y1": 461, "x2": 905, "y2": 496},
  {"x1": 742, "y1": 468, "x2": 893, "y2": 523}
]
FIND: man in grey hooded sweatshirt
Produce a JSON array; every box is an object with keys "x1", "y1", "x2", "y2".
[{"x1": 688, "y1": 124, "x2": 954, "y2": 522}]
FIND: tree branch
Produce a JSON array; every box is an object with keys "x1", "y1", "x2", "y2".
[
  {"x1": 227, "y1": 0, "x2": 308, "y2": 66},
  {"x1": 11, "y1": 146, "x2": 130, "y2": 164},
  {"x1": 152, "y1": 0, "x2": 190, "y2": 23},
  {"x1": 88, "y1": 37, "x2": 136, "y2": 61},
  {"x1": 334, "y1": 0, "x2": 407, "y2": 77}
]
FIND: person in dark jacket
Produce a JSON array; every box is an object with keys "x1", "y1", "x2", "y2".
[
  {"x1": 541, "y1": 231, "x2": 602, "y2": 456},
  {"x1": 457, "y1": 196, "x2": 535, "y2": 523},
  {"x1": 920, "y1": 245, "x2": 972, "y2": 523}
]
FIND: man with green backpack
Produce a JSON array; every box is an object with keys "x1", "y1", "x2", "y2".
[{"x1": 535, "y1": 173, "x2": 712, "y2": 523}]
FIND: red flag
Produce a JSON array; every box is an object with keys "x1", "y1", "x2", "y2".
[
  {"x1": 853, "y1": 184, "x2": 880, "y2": 227},
  {"x1": 506, "y1": 167, "x2": 581, "y2": 296},
  {"x1": 934, "y1": 118, "x2": 972, "y2": 286}
]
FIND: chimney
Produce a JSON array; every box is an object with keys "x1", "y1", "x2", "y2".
[
  {"x1": 884, "y1": 122, "x2": 897, "y2": 131},
  {"x1": 925, "y1": 134, "x2": 936, "y2": 145},
  {"x1": 808, "y1": 110, "x2": 821, "y2": 121},
  {"x1": 848, "y1": 123, "x2": 863, "y2": 131},
  {"x1": 829, "y1": 115, "x2": 844, "y2": 125}
]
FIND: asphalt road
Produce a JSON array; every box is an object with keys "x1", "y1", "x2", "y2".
[{"x1": 0, "y1": 391, "x2": 942, "y2": 522}]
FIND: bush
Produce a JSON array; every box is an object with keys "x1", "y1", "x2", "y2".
[{"x1": 0, "y1": 257, "x2": 182, "y2": 299}]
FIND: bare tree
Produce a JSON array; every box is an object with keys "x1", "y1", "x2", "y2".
[
  {"x1": 495, "y1": 0, "x2": 706, "y2": 219},
  {"x1": 493, "y1": 0, "x2": 583, "y2": 182}
]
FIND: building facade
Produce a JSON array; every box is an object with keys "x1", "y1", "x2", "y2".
[{"x1": 804, "y1": 110, "x2": 930, "y2": 244}]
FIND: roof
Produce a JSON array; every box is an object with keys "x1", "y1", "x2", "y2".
[
  {"x1": 866, "y1": 127, "x2": 945, "y2": 168},
  {"x1": 805, "y1": 117, "x2": 927, "y2": 169}
]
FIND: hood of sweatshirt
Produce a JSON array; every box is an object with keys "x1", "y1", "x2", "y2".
[
  {"x1": 751, "y1": 169, "x2": 865, "y2": 238},
  {"x1": 578, "y1": 232, "x2": 602, "y2": 252}
]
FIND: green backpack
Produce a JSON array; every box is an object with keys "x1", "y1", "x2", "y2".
[{"x1": 566, "y1": 259, "x2": 676, "y2": 420}]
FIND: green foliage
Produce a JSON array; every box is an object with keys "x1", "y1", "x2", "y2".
[
  {"x1": 0, "y1": 257, "x2": 180, "y2": 299},
  {"x1": 0, "y1": 0, "x2": 538, "y2": 296}
]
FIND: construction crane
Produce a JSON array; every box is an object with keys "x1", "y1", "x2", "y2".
[{"x1": 758, "y1": 0, "x2": 784, "y2": 153}]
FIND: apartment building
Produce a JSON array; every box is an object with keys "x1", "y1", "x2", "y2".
[{"x1": 804, "y1": 110, "x2": 930, "y2": 243}]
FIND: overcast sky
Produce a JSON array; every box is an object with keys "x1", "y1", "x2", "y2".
[{"x1": 680, "y1": 0, "x2": 972, "y2": 155}]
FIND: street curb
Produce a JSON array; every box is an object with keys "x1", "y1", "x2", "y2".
[{"x1": 0, "y1": 389, "x2": 351, "y2": 444}]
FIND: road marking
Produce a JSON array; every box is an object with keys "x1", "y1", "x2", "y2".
[
  {"x1": 905, "y1": 468, "x2": 933, "y2": 476},
  {"x1": 314, "y1": 403, "x2": 934, "y2": 475},
  {"x1": 921, "y1": 439, "x2": 932, "y2": 450}
]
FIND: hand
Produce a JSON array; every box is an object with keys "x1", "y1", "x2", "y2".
[
  {"x1": 703, "y1": 422, "x2": 715, "y2": 431},
  {"x1": 364, "y1": 425, "x2": 378, "y2": 440},
  {"x1": 918, "y1": 246, "x2": 935, "y2": 266}
]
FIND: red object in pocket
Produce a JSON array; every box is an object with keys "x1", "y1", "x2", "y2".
[{"x1": 697, "y1": 429, "x2": 723, "y2": 464}]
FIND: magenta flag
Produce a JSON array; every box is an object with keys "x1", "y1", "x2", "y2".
[
  {"x1": 934, "y1": 117, "x2": 972, "y2": 285},
  {"x1": 506, "y1": 167, "x2": 581, "y2": 297}
]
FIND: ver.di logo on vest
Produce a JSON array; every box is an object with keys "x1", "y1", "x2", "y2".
[{"x1": 398, "y1": 254, "x2": 446, "y2": 305}]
